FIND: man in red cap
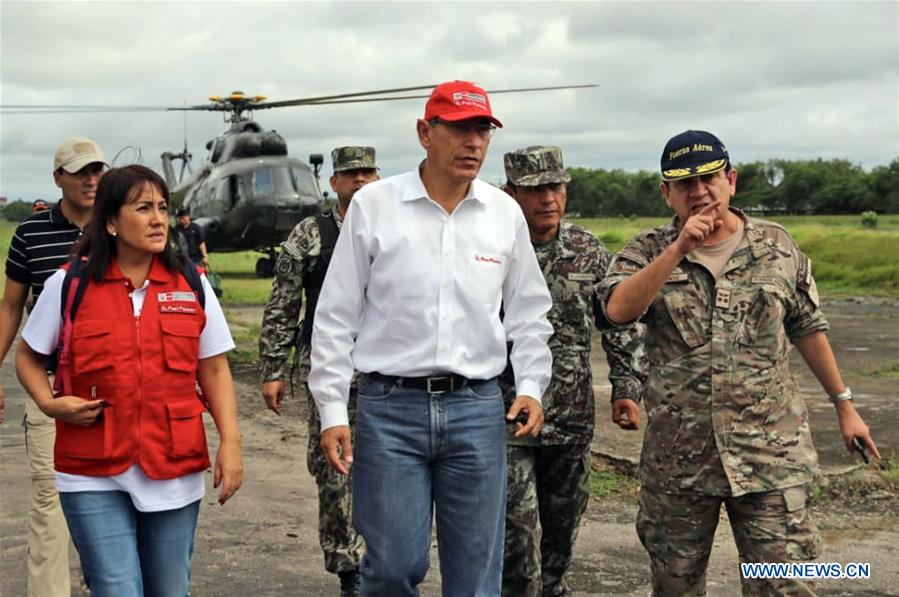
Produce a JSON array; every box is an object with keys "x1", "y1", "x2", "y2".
[{"x1": 309, "y1": 81, "x2": 553, "y2": 596}]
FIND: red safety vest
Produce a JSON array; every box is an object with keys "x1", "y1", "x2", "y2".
[{"x1": 54, "y1": 256, "x2": 210, "y2": 479}]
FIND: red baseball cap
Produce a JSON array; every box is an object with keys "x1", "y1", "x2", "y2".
[{"x1": 424, "y1": 80, "x2": 503, "y2": 128}]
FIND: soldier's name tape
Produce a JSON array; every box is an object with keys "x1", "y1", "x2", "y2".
[
  {"x1": 567, "y1": 273, "x2": 595, "y2": 281},
  {"x1": 741, "y1": 562, "x2": 870, "y2": 580}
]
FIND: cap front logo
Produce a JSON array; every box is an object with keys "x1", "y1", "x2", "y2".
[{"x1": 452, "y1": 91, "x2": 487, "y2": 109}]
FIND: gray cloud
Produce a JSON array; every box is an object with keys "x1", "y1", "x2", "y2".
[{"x1": 1, "y1": 0, "x2": 896, "y2": 201}]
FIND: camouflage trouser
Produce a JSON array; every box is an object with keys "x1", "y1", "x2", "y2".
[
  {"x1": 502, "y1": 443, "x2": 591, "y2": 597},
  {"x1": 306, "y1": 386, "x2": 365, "y2": 574},
  {"x1": 636, "y1": 485, "x2": 822, "y2": 597}
]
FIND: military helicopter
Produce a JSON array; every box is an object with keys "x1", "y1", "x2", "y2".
[
  {"x1": 2, "y1": 84, "x2": 596, "y2": 277},
  {"x1": 158, "y1": 91, "x2": 328, "y2": 277}
]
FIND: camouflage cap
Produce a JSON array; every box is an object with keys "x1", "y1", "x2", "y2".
[
  {"x1": 504, "y1": 145, "x2": 571, "y2": 187},
  {"x1": 331, "y1": 146, "x2": 377, "y2": 173}
]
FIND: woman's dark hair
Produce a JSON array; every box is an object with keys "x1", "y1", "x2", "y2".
[{"x1": 76, "y1": 164, "x2": 184, "y2": 280}]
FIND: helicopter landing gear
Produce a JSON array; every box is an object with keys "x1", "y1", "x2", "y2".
[
  {"x1": 255, "y1": 248, "x2": 277, "y2": 278},
  {"x1": 255, "y1": 257, "x2": 274, "y2": 278}
]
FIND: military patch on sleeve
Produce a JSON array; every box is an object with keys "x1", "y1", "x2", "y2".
[
  {"x1": 807, "y1": 277, "x2": 820, "y2": 307},
  {"x1": 275, "y1": 253, "x2": 296, "y2": 277},
  {"x1": 568, "y1": 273, "x2": 595, "y2": 282},
  {"x1": 796, "y1": 255, "x2": 820, "y2": 307},
  {"x1": 618, "y1": 247, "x2": 649, "y2": 267}
]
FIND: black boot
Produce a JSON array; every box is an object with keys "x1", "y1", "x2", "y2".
[{"x1": 338, "y1": 568, "x2": 361, "y2": 597}]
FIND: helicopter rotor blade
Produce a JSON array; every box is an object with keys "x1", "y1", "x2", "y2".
[
  {"x1": 484, "y1": 84, "x2": 597, "y2": 95},
  {"x1": 0, "y1": 106, "x2": 173, "y2": 115},
  {"x1": 258, "y1": 83, "x2": 597, "y2": 108},
  {"x1": 1, "y1": 84, "x2": 597, "y2": 114},
  {"x1": 252, "y1": 84, "x2": 441, "y2": 109},
  {"x1": 279, "y1": 84, "x2": 598, "y2": 107},
  {"x1": 5, "y1": 87, "x2": 445, "y2": 114},
  {"x1": 162, "y1": 85, "x2": 444, "y2": 112}
]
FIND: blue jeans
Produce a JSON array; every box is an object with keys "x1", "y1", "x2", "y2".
[
  {"x1": 353, "y1": 375, "x2": 507, "y2": 597},
  {"x1": 59, "y1": 491, "x2": 199, "y2": 597}
]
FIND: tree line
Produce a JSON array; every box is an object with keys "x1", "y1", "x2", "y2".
[
  {"x1": 566, "y1": 157, "x2": 899, "y2": 217},
  {"x1": 4, "y1": 157, "x2": 898, "y2": 222}
]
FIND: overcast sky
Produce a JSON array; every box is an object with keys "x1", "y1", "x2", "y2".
[{"x1": 1, "y1": 1, "x2": 897, "y2": 201}]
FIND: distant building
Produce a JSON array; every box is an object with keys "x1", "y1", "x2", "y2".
[{"x1": 0, "y1": 196, "x2": 7, "y2": 206}]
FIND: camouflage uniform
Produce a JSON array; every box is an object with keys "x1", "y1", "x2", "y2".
[
  {"x1": 259, "y1": 146, "x2": 377, "y2": 577},
  {"x1": 501, "y1": 147, "x2": 646, "y2": 597},
  {"x1": 600, "y1": 208, "x2": 826, "y2": 596}
]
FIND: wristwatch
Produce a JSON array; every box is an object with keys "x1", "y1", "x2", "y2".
[{"x1": 828, "y1": 387, "x2": 853, "y2": 404}]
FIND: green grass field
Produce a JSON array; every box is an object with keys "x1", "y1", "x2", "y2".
[
  {"x1": 579, "y1": 214, "x2": 899, "y2": 298},
  {"x1": 2, "y1": 214, "x2": 897, "y2": 304}
]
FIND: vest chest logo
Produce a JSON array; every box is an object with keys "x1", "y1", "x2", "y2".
[
  {"x1": 158, "y1": 291, "x2": 196, "y2": 302},
  {"x1": 160, "y1": 304, "x2": 197, "y2": 314},
  {"x1": 567, "y1": 273, "x2": 595, "y2": 282},
  {"x1": 666, "y1": 272, "x2": 689, "y2": 283},
  {"x1": 158, "y1": 291, "x2": 197, "y2": 314}
]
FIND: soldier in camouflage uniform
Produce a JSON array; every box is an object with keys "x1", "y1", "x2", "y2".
[
  {"x1": 501, "y1": 146, "x2": 645, "y2": 597},
  {"x1": 259, "y1": 146, "x2": 379, "y2": 597},
  {"x1": 600, "y1": 130, "x2": 881, "y2": 596}
]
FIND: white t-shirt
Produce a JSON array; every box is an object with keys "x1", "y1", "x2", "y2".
[
  {"x1": 689, "y1": 219, "x2": 748, "y2": 279},
  {"x1": 22, "y1": 268, "x2": 235, "y2": 512}
]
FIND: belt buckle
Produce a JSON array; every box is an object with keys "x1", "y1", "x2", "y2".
[{"x1": 427, "y1": 376, "x2": 452, "y2": 394}]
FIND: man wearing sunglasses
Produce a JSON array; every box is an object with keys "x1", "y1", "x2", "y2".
[
  {"x1": 0, "y1": 137, "x2": 106, "y2": 597},
  {"x1": 309, "y1": 81, "x2": 553, "y2": 596}
]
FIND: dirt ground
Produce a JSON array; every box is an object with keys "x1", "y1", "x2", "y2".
[{"x1": 1, "y1": 298, "x2": 897, "y2": 596}]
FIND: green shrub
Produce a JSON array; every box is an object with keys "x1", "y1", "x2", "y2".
[
  {"x1": 2, "y1": 201, "x2": 34, "y2": 223},
  {"x1": 861, "y1": 211, "x2": 879, "y2": 228}
]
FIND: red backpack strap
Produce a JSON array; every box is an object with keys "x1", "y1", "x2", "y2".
[{"x1": 53, "y1": 260, "x2": 86, "y2": 396}]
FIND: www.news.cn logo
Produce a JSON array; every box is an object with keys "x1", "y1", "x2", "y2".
[{"x1": 741, "y1": 562, "x2": 870, "y2": 580}]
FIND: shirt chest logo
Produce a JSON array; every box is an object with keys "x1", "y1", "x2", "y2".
[{"x1": 474, "y1": 255, "x2": 503, "y2": 265}]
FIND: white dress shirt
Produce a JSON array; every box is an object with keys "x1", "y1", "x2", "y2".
[{"x1": 309, "y1": 168, "x2": 553, "y2": 431}]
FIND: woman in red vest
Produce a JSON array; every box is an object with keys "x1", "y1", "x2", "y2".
[{"x1": 16, "y1": 165, "x2": 243, "y2": 597}]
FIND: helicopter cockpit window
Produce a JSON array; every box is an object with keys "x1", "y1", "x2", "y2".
[
  {"x1": 291, "y1": 168, "x2": 319, "y2": 199},
  {"x1": 228, "y1": 175, "x2": 242, "y2": 207},
  {"x1": 210, "y1": 140, "x2": 224, "y2": 164},
  {"x1": 253, "y1": 169, "x2": 274, "y2": 196}
]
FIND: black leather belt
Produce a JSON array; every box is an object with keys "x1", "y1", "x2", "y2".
[{"x1": 369, "y1": 372, "x2": 487, "y2": 394}]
